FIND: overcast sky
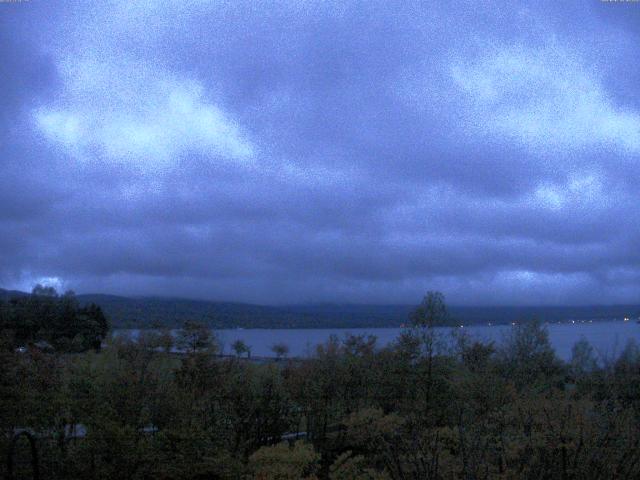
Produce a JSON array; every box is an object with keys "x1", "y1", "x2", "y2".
[{"x1": 1, "y1": 0, "x2": 639, "y2": 305}]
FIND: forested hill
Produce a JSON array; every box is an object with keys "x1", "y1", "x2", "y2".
[
  {"x1": 0, "y1": 289, "x2": 27, "y2": 301},
  {"x1": 75, "y1": 294, "x2": 320, "y2": 329},
  {"x1": 2, "y1": 289, "x2": 639, "y2": 328}
]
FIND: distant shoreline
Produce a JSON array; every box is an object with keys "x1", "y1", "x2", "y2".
[{"x1": 3, "y1": 287, "x2": 639, "y2": 329}]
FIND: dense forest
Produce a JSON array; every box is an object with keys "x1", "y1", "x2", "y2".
[{"x1": 3, "y1": 291, "x2": 640, "y2": 479}]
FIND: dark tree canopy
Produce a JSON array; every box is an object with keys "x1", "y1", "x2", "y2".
[
  {"x1": 175, "y1": 320, "x2": 215, "y2": 353},
  {"x1": 231, "y1": 339, "x2": 251, "y2": 358},
  {"x1": 0, "y1": 285, "x2": 109, "y2": 352},
  {"x1": 409, "y1": 291, "x2": 451, "y2": 328},
  {"x1": 271, "y1": 342, "x2": 290, "y2": 359}
]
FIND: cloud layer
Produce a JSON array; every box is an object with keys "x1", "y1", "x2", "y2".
[{"x1": 1, "y1": 0, "x2": 639, "y2": 305}]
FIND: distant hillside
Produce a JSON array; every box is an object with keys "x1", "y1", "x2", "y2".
[
  {"x1": 2, "y1": 288, "x2": 639, "y2": 329},
  {"x1": 0, "y1": 288, "x2": 28, "y2": 301},
  {"x1": 75, "y1": 294, "x2": 326, "y2": 329}
]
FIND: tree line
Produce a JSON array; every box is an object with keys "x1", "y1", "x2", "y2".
[
  {"x1": 0, "y1": 285, "x2": 109, "y2": 353},
  {"x1": 2, "y1": 291, "x2": 640, "y2": 479}
]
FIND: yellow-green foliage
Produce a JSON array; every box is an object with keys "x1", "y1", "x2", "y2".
[
  {"x1": 329, "y1": 451, "x2": 388, "y2": 480},
  {"x1": 249, "y1": 441, "x2": 320, "y2": 480}
]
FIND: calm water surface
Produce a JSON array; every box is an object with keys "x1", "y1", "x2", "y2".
[{"x1": 117, "y1": 320, "x2": 640, "y2": 361}]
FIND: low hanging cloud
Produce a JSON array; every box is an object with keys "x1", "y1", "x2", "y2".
[{"x1": 1, "y1": 0, "x2": 639, "y2": 305}]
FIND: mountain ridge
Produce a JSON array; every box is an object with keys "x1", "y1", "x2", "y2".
[{"x1": 2, "y1": 288, "x2": 639, "y2": 329}]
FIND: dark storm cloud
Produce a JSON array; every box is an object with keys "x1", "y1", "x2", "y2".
[{"x1": 0, "y1": 0, "x2": 639, "y2": 304}]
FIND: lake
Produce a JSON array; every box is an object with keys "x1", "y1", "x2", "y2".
[{"x1": 116, "y1": 319, "x2": 640, "y2": 361}]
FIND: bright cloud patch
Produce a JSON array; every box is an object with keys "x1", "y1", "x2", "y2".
[
  {"x1": 452, "y1": 44, "x2": 640, "y2": 154},
  {"x1": 532, "y1": 172, "x2": 604, "y2": 211},
  {"x1": 34, "y1": 57, "x2": 253, "y2": 169},
  {"x1": 11, "y1": 274, "x2": 66, "y2": 294}
]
